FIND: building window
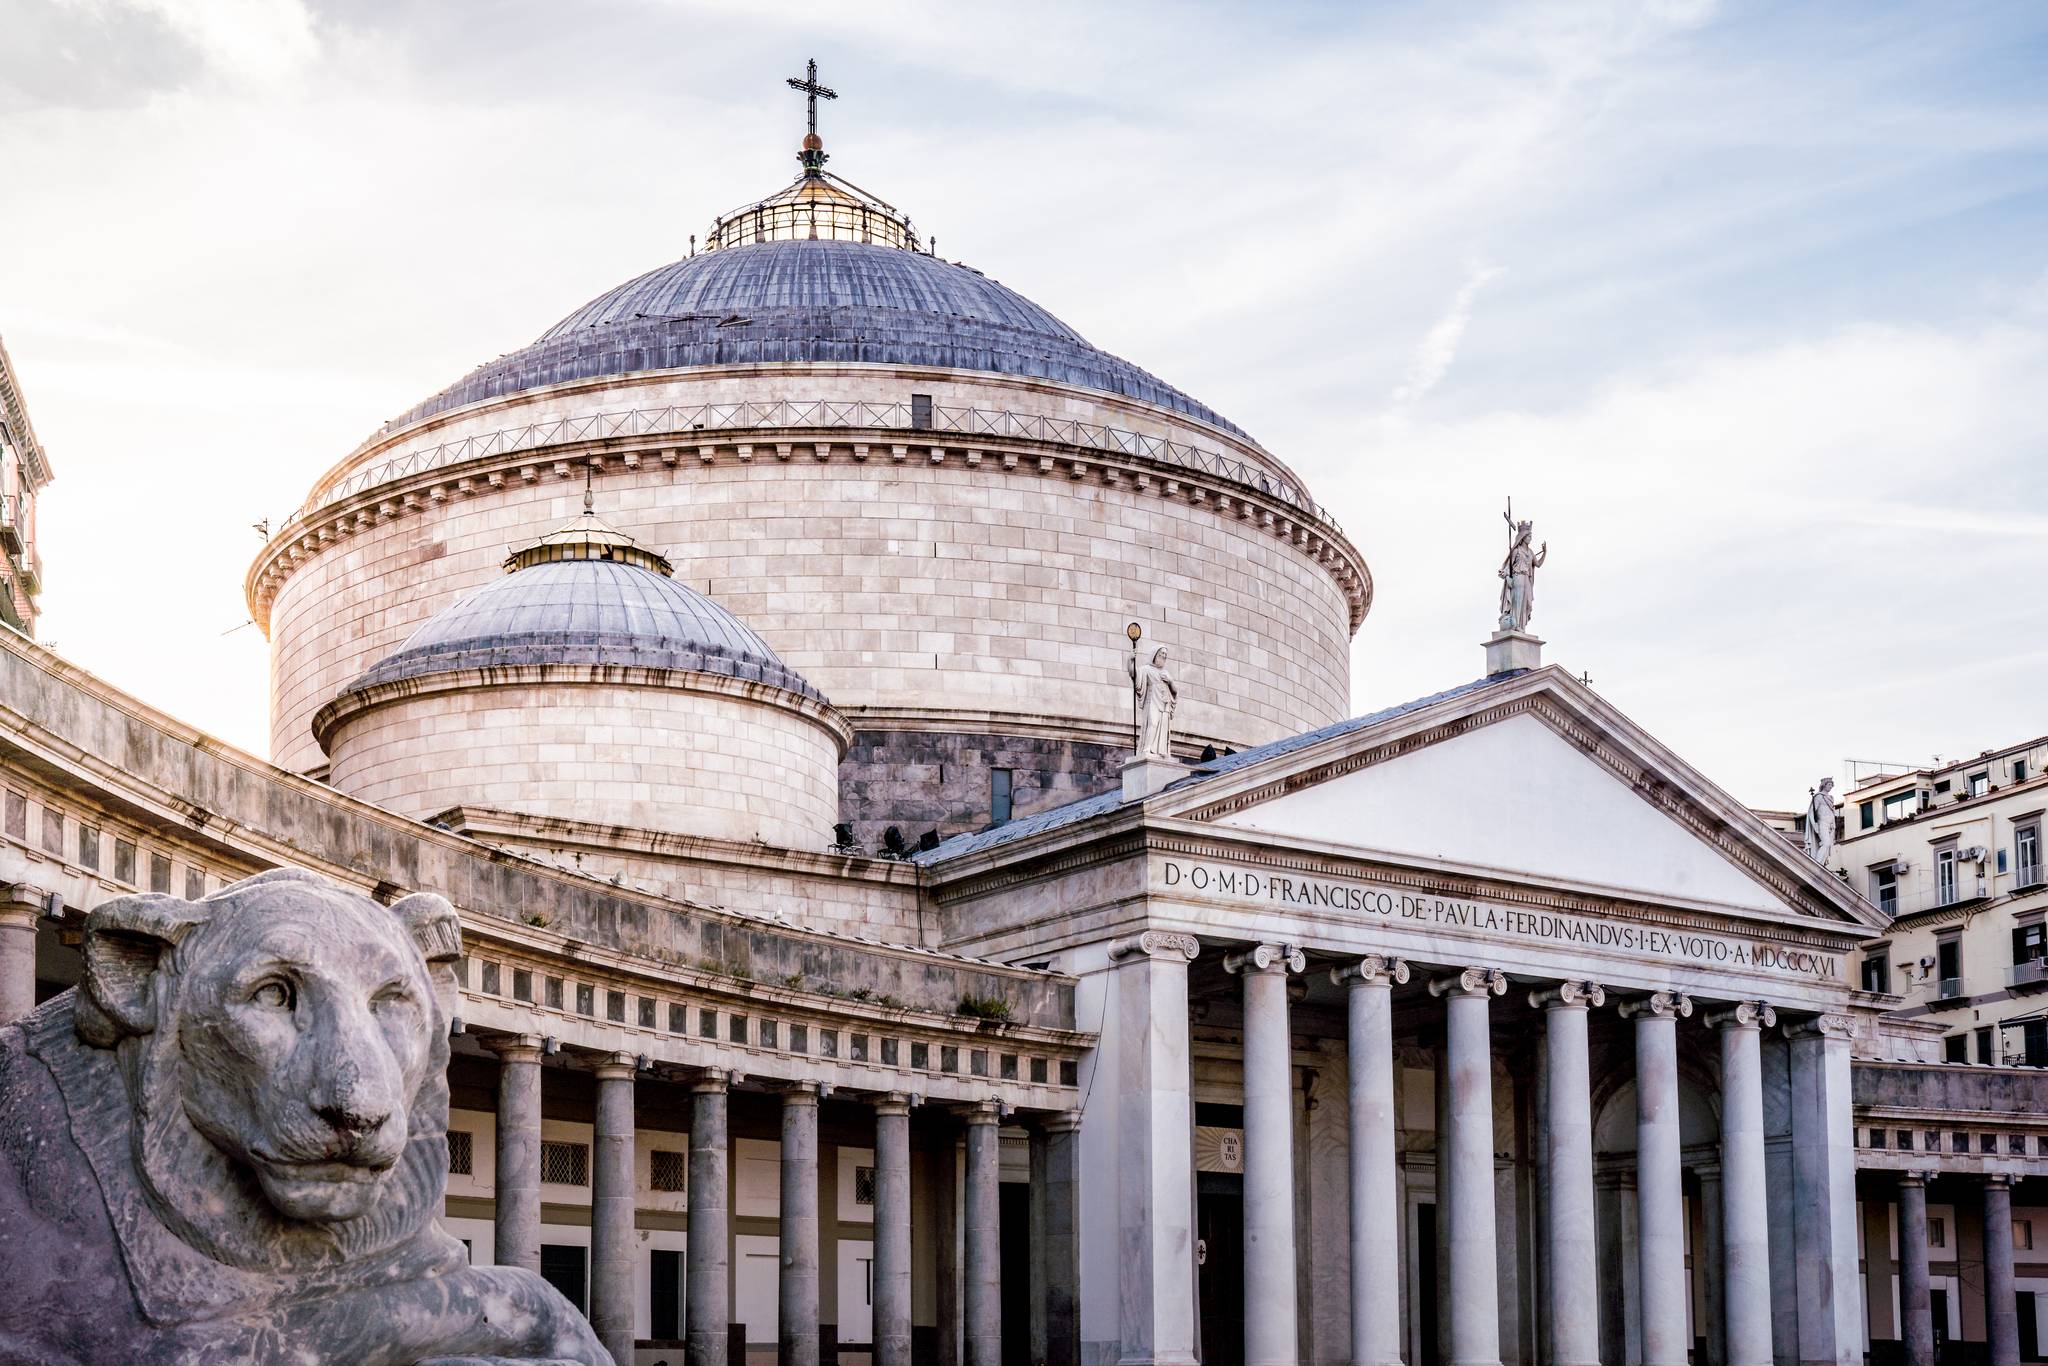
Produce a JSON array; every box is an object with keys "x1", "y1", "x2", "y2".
[
  {"x1": 1001, "y1": 1053, "x2": 1018, "y2": 1080},
  {"x1": 77, "y1": 825, "x2": 99, "y2": 872},
  {"x1": 1970, "y1": 772, "x2": 1991, "y2": 798},
  {"x1": 1871, "y1": 866, "x2": 1899, "y2": 916},
  {"x1": 669, "y1": 1002, "x2": 686, "y2": 1033},
  {"x1": 480, "y1": 961, "x2": 501, "y2": 995},
  {"x1": 1030, "y1": 1056, "x2": 1048, "y2": 1084},
  {"x1": 850, "y1": 1033, "x2": 868, "y2": 1062},
  {"x1": 1977, "y1": 1029, "x2": 1995, "y2": 1065},
  {"x1": 40, "y1": 808, "x2": 63, "y2": 856},
  {"x1": 2013, "y1": 1134, "x2": 2030, "y2": 1156},
  {"x1": 513, "y1": 968, "x2": 533, "y2": 1003},
  {"x1": 540, "y1": 1245, "x2": 586, "y2": 1314},
  {"x1": 606, "y1": 990, "x2": 625, "y2": 1023},
  {"x1": 1060, "y1": 1059, "x2": 1079, "y2": 1086},
  {"x1": 113, "y1": 838, "x2": 136, "y2": 884},
  {"x1": 1937, "y1": 936, "x2": 1962, "y2": 997},
  {"x1": 1869, "y1": 1128, "x2": 1887, "y2": 1149},
  {"x1": 576, "y1": 983, "x2": 594, "y2": 1016},
  {"x1": 940, "y1": 1045, "x2": 958, "y2": 1073},
  {"x1": 853, "y1": 1165, "x2": 877, "y2": 1205},
  {"x1": 546, "y1": 976, "x2": 564, "y2": 1009},
  {"x1": 3, "y1": 791, "x2": 24, "y2": 839},
  {"x1": 2017, "y1": 1219, "x2": 2034, "y2": 1251},
  {"x1": 1930, "y1": 1216, "x2": 1947, "y2": 1249},
  {"x1": 820, "y1": 1029, "x2": 838, "y2": 1059},
  {"x1": 699, "y1": 1009, "x2": 717, "y2": 1039},
  {"x1": 759, "y1": 1019, "x2": 779, "y2": 1049},
  {"x1": 909, "y1": 1042, "x2": 928, "y2": 1070},
  {"x1": 991, "y1": 768, "x2": 1013, "y2": 825},
  {"x1": 2017, "y1": 759, "x2": 2031, "y2": 783},
  {"x1": 446, "y1": 1130, "x2": 474, "y2": 1176},
  {"x1": 2013, "y1": 923, "x2": 2045, "y2": 966},
  {"x1": 650, "y1": 1149, "x2": 687, "y2": 1193},
  {"x1": 790, "y1": 1024, "x2": 808, "y2": 1054},
  {"x1": 638, "y1": 997, "x2": 656, "y2": 1029},
  {"x1": 2022, "y1": 1020, "x2": 2048, "y2": 1067},
  {"x1": 148, "y1": 852, "x2": 170, "y2": 893},
  {"x1": 1882, "y1": 790, "x2": 1918, "y2": 823},
  {"x1": 909, "y1": 392, "x2": 933, "y2": 430},
  {"x1": 970, "y1": 1049, "x2": 988, "y2": 1077},
  {"x1": 540, "y1": 1140, "x2": 589, "y2": 1186},
  {"x1": 1980, "y1": 1132, "x2": 1998, "y2": 1153},
  {"x1": 728, "y1": 1014, "x2": 747, "y2": 1044},
  {"x1": 183, "y1": 867, "x2": 205, "y2": 900},
  {"x1": 1859, "y1": 800, "x2": 1875, "y2": 830},
  {"x1": 2018, "y1": 823, "x2": 2042, "y2": 889},
  {"x1": 880, "y1": 1037, "x2": 899, "y2": 1066},
  {"x1": 1860, "y1": 952, "x2": 1890, "y2": 993},
  {"x1": 1946, "y1": 1034, "x2": 1969, "y2": 1063},
  {"x1": 1936, "y1": 846, "x2": 1959, "y2": 906}
]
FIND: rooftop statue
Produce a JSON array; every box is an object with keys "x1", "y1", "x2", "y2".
[
  {"x1": 1498, "y1": 501, "x2": 1547, "y2": 633},
  {"x1": 1128, "y1": 645, "x2": 1179, "y2": 761},
  {"x1": 1805, "y1": 777, "x2": 1838, "y2": 867},
  {"x1": 0, "y1": 867, "x2": 608, "y2": 1366}
]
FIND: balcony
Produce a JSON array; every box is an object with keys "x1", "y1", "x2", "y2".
[
  {"x1": 2010, "y1": 959, "x2": 2048, "y2": 993},
  {"x1": 0, "y1": 495, "x2": 17, "y2": 556},
  {"x1": 1937, "y1": 976, "x2": 1964, "y2": 1000},
  {"x1": 18, "y1": 551, "x2": 39, "y2": 596}
]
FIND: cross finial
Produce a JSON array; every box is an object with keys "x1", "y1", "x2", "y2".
[{"x1": 786, "y1": 57, "x2": 838, "y2": 175}]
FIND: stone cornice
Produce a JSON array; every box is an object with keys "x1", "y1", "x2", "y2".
[
  {"x1": 247, "y1": 417, "x2": 1370, "y2": 634},
  {"x1": 310, "y1": 660, "x2": 853, "y2": 756},
  {"x1": 842, "y1": 704, "x2": 1239, "y2": 755}
]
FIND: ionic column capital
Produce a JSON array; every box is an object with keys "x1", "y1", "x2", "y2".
[
  {"x1": 1429, "y1": 966, "x2": 1507, "y2": 998},
  {"x1": 591, "y1": 1051, "x2": 638, "y2": 1081},
  {"x1": 873, "y1": 1091, "x2": 911, "y2": 1118},
  {"x1": 1224, "y1": 943, "x2": 1305, "y2": 976},
  {"x1": 1528, "y1": 978, "x2": 1605, "y2": 1010},
  {"x1": 691, "y1": 1067, "x2": 732, "y2": 1094},
  {"x1": 1107, "y1": 930, "x2": 1199, "y2": 963},
  {"x1": 1782, "y1": 1012, "x2": 1855, "y2": 1040},
  {"x1": 780, "y1": 1080, "x2": 822, "y2": 1105},
  {"x1": 1703, "y1": 999, "x2": 1777, "y2": 1030},
  {"x1": 1331, "y1": 954, "x2": 1409, "y2": 989},
  {"x1": 1618, "y1": 990, "x2": 1693, "y2": 1021}
]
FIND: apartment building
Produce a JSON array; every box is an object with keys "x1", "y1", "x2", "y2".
[
  {"x1": 0, "y1": 336, "x2": 52, "y2": 637},
  {"x1": 1836, "y1": 739, "x2": 2048, "y2": 1064}
]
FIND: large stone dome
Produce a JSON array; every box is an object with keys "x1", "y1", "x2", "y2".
[{"x1": 387, "y1": 239, "x2": 1245, "y2": 438}]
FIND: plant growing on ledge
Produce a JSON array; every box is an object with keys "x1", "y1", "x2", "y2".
[{"x1": 954, "y1": 994, "x2": 1014, "y2": 1026}]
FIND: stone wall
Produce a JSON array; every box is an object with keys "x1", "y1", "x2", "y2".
[
  {"x1": 256, "y1": 367, "x2": 1363, "y2": 776},
  {"x1": 325, "y1": 673, "x2": 844, "y2": 850},
  {"x1": 839, "y1": 727, "x2": 1130, "y2": 849}
]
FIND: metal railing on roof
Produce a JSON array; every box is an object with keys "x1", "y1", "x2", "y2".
[{"x1": 287, "y1": 399, "x2": 1339, "y2": 537}]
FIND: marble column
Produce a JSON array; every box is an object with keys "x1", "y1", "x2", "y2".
[
  {"x1": 688, "y1": 1069, "x2": 732, "y2": 1366},
  {"x1": 1430, "y1": 966, "x2": 1507, "y2": 1366},
  {"x1": 873, "y1": 1094, "x2": 913, "y2": 1366},
  {"x1": 1700, "y1": 1167, "x2": 1726, "y2": 1366},
  {"x1": 1787, "y1": 1014, "x2": 1860, "y2": 1366},
  {"x1": 1621, "y1": 991, "x2": 1693, "y2": 1366},
  {"x1": 781, "y1": 1084, "x2": 821, "y2": 1366},
  {"x1": 1708, "y1": 1002, "x2": 1775, "y2": 1366},
  {"x1": 963, "y1": 1100, "x2": 1003, "y2": 1366},
  {"x1": 1228, "y1": 942, "x2": 1306, "y2": 1366},
  {"x1": 592, "y1": 1053, "x2": 639, "y2": 1366},
  {"x1": 1986, "y1": 1175, "x2": 2019, "y2": 1366},
  {"x1": 0, "y1": 887, "x2": 40, "y2": 1023},
  {"x1": 1335, "y1": 954, "x2": 1410, "y2": 1366},
  {"x1": 489, "y1": 1034, "x2": 544, "y2": 1274},
  {"x1": 1896, "y1": 1174, "x2": 1934, "y2": 1366},
  {"x1": 1042, "y1": 1112, "x2": 1083, "y2": 1366},
  {"x1": 1531, "y1": 980, "x2": 1605, "y2": 1366},
  {"x1": 1106, "y1": 930, "x2": 1201, "y2": 1366}
]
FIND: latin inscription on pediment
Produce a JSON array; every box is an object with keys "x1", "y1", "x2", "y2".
[{"x1": 1159, "y1": 858, "x2": 1841, "y2": 983}]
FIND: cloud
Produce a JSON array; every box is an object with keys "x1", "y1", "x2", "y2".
[{"x1": 1388, "y1": 263, "x2": 1505, "y2": 410}]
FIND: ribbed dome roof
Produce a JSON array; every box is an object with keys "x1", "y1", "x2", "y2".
[
  {"x1": 343, "y1": 558, "x2": 821, "y2": 700},
  {"x1": 387, "y1": 239, "x2": 1244, "y2": 437}
]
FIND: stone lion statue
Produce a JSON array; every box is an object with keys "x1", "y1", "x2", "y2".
[{"x1": 0, "y1": 868, "x2": 610, "y2": 1365}]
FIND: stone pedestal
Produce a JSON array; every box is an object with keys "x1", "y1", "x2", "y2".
[
  {"x1": 488, "y1": 1035, "x2": 544, "y2": 1274},
  {"x1": 1121, "y1": 756, "x2": 1183, "y2": 802},
  {"x1": 591, "y1": 1054, "x2": 638, "y2": 1366},
  {"x1": 1484, "y1": 630, "x2": 1543, "y2": 675}
]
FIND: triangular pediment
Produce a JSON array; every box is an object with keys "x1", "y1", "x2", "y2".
[{"x1": 1163, "y1": 670, "x2": 1881, "y2": 931}]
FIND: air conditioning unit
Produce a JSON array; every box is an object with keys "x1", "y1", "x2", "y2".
[{"x1": 1963, "y1": 846, "x2": 1988, "y2": 864}]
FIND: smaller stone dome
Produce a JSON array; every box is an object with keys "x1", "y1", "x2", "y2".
[{"x1": 313, "y1": 507, "x2": 848, "y2": 850}]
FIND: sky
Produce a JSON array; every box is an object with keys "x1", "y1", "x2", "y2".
[{"x1": 2, "y1": 0, "x2": 2045, "y2": 809}]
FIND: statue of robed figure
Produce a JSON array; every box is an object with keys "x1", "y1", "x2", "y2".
[
  {"x1": 1498, "y1": 501, "x2": 1547, "y2": 633},
  {"x1": 1128, "y1": 646, "x2": 1178, "y2": 760},
  {"x1": 1804, "y1": 777, "x2": 1837, "y2": 866}
]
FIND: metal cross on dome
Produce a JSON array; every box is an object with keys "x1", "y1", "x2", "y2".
[{"x1": 786, "y1": 58, "x2": 837, "y2": 138}]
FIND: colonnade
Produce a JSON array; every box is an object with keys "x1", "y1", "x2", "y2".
[
  {"x1": 1895, "y1": 1172, "x2": 2024, "y2": 1366},
  {"x1": 483, "y1": 1037, "x2": 1079, "y2": 1366},
  {"x1": 1111, "y1": 933, "x2": 1864, "y2": 1366}
]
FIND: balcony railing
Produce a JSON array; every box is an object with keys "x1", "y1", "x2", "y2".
[
  {"x1": 1937, "y1": 976, "x2": 1964, "y2": 1000},
  {"x1": 280, "y1": 398, "x2": 1340, "y2": 540},
  {"x1": 2009, "y1": 960, "x2": 2048, "y2": 992},
  {"x1": 0, "y1": 494, "x2": 17, "y2": 556}
]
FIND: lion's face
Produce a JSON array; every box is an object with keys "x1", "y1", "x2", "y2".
[
  {"x1": 76, "y1": 869, "x2": 463, "y2": 1239},
  {"x1": 171, "y1": 891, "x2": 435, "y2": 1221}
]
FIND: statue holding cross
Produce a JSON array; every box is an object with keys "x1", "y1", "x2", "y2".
[{"x1": 787, "y1": 58, "x2": 838, "y2": 174}]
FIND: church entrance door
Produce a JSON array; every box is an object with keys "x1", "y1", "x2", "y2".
[{"x1": 1196, "y1": 1175, "x2": 1244, "y2": 1365}]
